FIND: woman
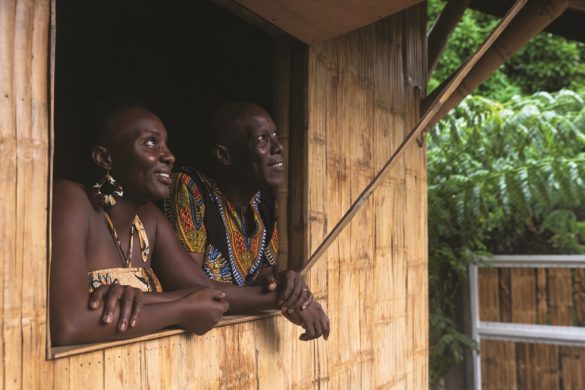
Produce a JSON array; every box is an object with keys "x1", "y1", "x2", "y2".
[{"x1": 50, "y1": 100, "x2": 232, "y2": 346}]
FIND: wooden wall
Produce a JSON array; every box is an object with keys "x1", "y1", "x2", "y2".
[
  {"x1": 479, "y1": 267, "x2": 585, "y2": 389},
  {"x1": 304, "y1": 5, "x2": 428, "y2": 388},
  {"x1": 0, "y1": 0, "x2": 427, "y2": 388},
  {"x1": 0, "y1": 0, "x2": 52, "y2": 388}
]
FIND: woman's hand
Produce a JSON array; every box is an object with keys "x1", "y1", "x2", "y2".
[
  {"x1": 88, "y1": 284, "x2": 144, "y2": 331},
  {"x1": 263, "y1": 270, "x2": 313, "y2": 313},
  {"x1": 177, "y1": 288, "x2": 229, "y2": 335},
  {"x1": 283, "y1": 301, "x2": 330, "y2": 341}
]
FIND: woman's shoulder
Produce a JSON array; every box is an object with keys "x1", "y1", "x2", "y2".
[
  {"x1": 53, "y1": 179, "x2": 93, "y2": 210},
  {"x1": 138, "y1": 201, "x2": 167, "y2": 224}
]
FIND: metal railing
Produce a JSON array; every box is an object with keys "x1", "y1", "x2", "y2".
[{"x1": 469, "y1": 255, "x2": 585, "y2": 390}]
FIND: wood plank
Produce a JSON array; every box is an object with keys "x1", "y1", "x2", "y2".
[
  {"x1": 574, "y1": 269, "x2": 585, "y2": 326},
  {"x1": 480, "y1": 340, "x2": 516, "y2": 390},
  {"x1": 548, "y1": 268, "x2": 573, "y2": 326},
  {"x1": 0, "y1": 0, "x2": 17, "y2": 385},
  {"x1": 8, "y1": 0, "x2": 37, "y2": 387},
  {"x1": 516, "y1": 343, "x2": 560, "y2": 390},
  {"x1": 498, "y1": 269, "x2": 513, "y2": 323},
  {"x1": 103, "y1": 343, "x2": 144, "y2": 389},
  {"x1": 271, "y1": 37, "x2": 291, "y2": 271},
  {"x1": 217, "y1": 324, "x2": 257, "y2": 389},
  {"x1": 287, "y1": 40, "x2": 309, "y2": 272},
  {"x1": 51, "y1": 312, "x2": 281, "y2": 359},
  {"x1": 24, "y1": 1, "x2": 52, "y2": 388},
  {"x1": 69, "y1": 351, "x2": 104, "y2": 390},
  {"x1": 511, "y1": 268, "x2": 537, "y2": 323},
  {"x1": 478, "y1": 268, "x2": 500, "y2": 322},
  {"x1": 52, "y1": 357, "x2": 70, "y2": 389},
  {"x1": 560, "y1": 346, "x2": 585, "y2": 389},
  {"x1": 232, "y1": 0, "x2": 424, "y2": 43},
  {"x1": 143, "y1": 338, "x2": 171, "y2": 389},
  {"x1": 537, "y1": 268, "x2": 548, "y2": 324}
]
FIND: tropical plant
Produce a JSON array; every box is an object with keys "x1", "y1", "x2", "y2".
[
  {"x1": 427, "y1": 0, "x2": 585, "y2": 98},
  {"x1": 428, "y1": 90, "x2": 585, "y2": 386}
]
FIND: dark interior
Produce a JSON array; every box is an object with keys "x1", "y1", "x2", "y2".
[{"x1": 55, "y1": 0, "x2": 274, "y2": 181}]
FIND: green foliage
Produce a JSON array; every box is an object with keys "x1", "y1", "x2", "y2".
[
  {"x1": 427, "y1": 90, "x2": 585, "y2": 387},
  {"x1": 427, "y1": 0, "x2": 585, "y2": 97},
  {"x1": 506, "y1": 33, "x2": 583, "y2": 93},
  {"x1": 427, "y1": 1, "x2": 585, "y2": 386}
]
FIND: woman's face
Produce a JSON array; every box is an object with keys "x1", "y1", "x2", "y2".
[{"x1": 107, "y1": 107, "x2": 175, "y2": 202}]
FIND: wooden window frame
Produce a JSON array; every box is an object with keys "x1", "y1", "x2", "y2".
[{"x1": 46, "y1": 1, "x2": 309, "y2": 359}]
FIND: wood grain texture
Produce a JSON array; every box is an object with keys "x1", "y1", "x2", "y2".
[
  {"x1": 479, "y1": 265, "x2": 585, "y2": 388},
  {"x1": 1, "y1": 0, "x2": 52, "y2": 389},
  {"x1": 2, "y1": 3, "x2": 427, "y2": 389},
  {"x1": 305, "y1": 6, "x2": 427, "y2": 388},
  {"x1": 231, "y1": 0, "x2": 424, "y2": 43}
]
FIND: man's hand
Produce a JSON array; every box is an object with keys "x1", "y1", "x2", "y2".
[
  {"x1": 283, "y1": 300, "x2": 330, "y2": 341},
  {"x1": 177, "y1": 288, "x2": 229, "y2": 335},
  {"x1": 88, "y1": 284, "x2": 144, "y2": 331},
  {"x1": 263, "y1": 270, "x2": 313, "y2": 313}
]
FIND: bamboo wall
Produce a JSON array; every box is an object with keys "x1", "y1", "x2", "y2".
[
  {"x1": 304, "y1": 4, "x2": 428, "y2": 388},
  {"x1": 479, "y1": 267, "x2": 585, "y2": 389},
  {"x1": 0, "y1": 0, "x2": 427, "y2": 388}
]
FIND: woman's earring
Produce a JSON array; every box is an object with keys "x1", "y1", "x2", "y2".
[{"x1": 91, "y1": 171, "x2": 123, "y2": 207}]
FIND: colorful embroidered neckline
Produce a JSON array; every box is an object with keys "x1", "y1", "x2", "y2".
[{"x1": 200, "y1": 173, "x2": 267, "y2": 286}]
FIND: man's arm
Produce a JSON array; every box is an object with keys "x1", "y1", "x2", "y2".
[{"x1": 150, "y1": 205, "x2": 281, "y2": 313}]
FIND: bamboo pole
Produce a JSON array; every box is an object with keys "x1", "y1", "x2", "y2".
[
  {"x1": 272, "y1": 37, "x2": 291, "y2": 271},
  {"x1": 427, "y1": 0, "x2": 470, "y2": 75},
  {"x1": 301, "y1": 0, "x2": 527, "y2": 276},
  {"x1": 423, "y1": 0, "x2": 570, "y2": 125}
]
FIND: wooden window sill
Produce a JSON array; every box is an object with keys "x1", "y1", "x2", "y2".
[{"x1": 49, "y1": 311, "x2": 281, "y2": 359}]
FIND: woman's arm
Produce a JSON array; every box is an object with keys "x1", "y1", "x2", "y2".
[{"x1": 50, "y1": 181, "x2": 227, "y2": 346}]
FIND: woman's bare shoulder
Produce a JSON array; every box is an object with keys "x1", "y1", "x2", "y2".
[{"x1": 53, "y1": 179, "x2": 94, "y2": 211}]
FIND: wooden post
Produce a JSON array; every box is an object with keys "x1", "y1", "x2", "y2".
[
  {"x1": 423, "y1": 0, "x2": 570, "y2": 124},
  {"x1": 1, "y1": 0, "x2": 53, "y2": 386},
  {"x1": 427, "y1": 0, "x2": 471, "y2": 75}
]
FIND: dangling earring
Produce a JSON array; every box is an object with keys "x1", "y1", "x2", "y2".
[{"x1": 91, "y1": 171, "x2": 123, "y2": 207}]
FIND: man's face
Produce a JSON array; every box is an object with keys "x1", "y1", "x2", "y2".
[{"x1": 235, "y1": 111, "x2": 284, "y2": 189}]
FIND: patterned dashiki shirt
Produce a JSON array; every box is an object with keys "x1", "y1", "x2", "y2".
[{"x1": 165, "y1": 168, "x2": 278, "y2": 286}]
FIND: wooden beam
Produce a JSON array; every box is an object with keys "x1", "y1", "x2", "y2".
[
  {"x1": 206, "y1": 0, "x2": 287, "y2": 36},
  {"x1": 423, "y1": 0, "x2": 570, "y2": 126},
  {"x1": 569, "y1": 0, "x2": 585, "y2": 13},
  {"x1": 230, "y1": 0, "x2": 424, "y2": 43},
  {"x1": 300, "y1": 0, "x2": 528, "y2": 276},
  {"x1": 49, "y1": 312, "x2": 281, "y2": 359},
  {"x1": 469, "y1": 0, "x2": 585, "y2": 43},
  {"x1": 427, "y1": 0, "x2": 471, "y2": 75}
]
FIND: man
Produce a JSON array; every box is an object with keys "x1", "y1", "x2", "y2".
[{"x1": 166, "y1": 102, "x2": 329, "y2": 340}]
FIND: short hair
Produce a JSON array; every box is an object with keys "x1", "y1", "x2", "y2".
[
  {"x1": 91, "y1": 97, "x2": 146, "y2": 147},
  {"x1": 207, "y1": 101, "x2": 267, "y2": 146}
]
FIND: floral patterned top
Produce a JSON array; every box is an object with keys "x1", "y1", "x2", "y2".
[
  {"x1": 88, "y1": 267, "x2": 162, "y2": 293},
  {"x1": 87, "y1": 214, "x2": 162, "y2": 293}
]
